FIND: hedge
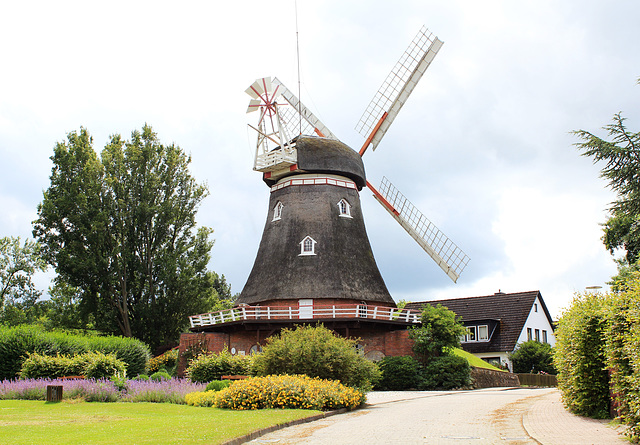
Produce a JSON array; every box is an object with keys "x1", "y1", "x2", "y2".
[
  {"x1": 0, "y1": 325, "x2": 150, "y2": 379},
  {"x1": 554, "y1": 293, "x2": 610, "y2": 419}
]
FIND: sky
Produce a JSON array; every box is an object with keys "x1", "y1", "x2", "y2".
[{"x1": 1, "y1": 0, "x2": 639, "y2": 319}]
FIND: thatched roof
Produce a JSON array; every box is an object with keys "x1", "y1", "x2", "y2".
[{"x1": 239, "y1": 138, "x2": 394, "y2": 306}]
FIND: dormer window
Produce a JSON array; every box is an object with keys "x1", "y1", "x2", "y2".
[
  {"x1": 272, "y1": 201, "x2": 283, "y2": 221},
  {"x1": 337, "y1": 199, "x2": 352, "y2": 218},
  {"x1": 299, "y1": 236, "x2": 317, "y2": 256}
]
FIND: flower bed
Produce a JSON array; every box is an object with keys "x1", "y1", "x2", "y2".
[
  {"x1": 0, "y1": 378, "x2": 205, "y2": 404},
  {"x1": 186, "y1": 375, "x2": 366, "y2": 411}
]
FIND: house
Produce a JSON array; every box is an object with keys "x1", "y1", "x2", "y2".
[{"x1": 405, "y1": 290, "x2": 556, "y2": 371}]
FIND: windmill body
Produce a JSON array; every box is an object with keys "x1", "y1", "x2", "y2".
[
  {"x1": 237, "y1": 137, "x2": 395, "y2": 309},
  {"x1": 179, "y1": 26, "x2": 468, "y2": 365}
]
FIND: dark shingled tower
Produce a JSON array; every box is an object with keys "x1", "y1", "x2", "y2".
[{"x1": 237, "y1": 136, "x2": 395, "y2": 308}]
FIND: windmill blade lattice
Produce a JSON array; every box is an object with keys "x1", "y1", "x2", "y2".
[
  {"x1": 272, "y1": 78, "x2": 338, "y2": 140},
  {"x1": 355, "y1": 26, "x2": 443, "y2": 154},
  {"x1": 374, "y1": 176, "x2": 469, "y2": 283}
]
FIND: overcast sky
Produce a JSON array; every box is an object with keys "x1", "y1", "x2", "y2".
[{"x1": 2, "y1": 0, "x2": 639, "y2": 319}]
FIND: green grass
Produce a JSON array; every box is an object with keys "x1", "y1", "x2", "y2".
[
  {"x1": 0, "y1": 400, "x2": 321, "y2": 445},
  {"x1": 453, "y1": 348, "x2": 504, "y2": 371}
]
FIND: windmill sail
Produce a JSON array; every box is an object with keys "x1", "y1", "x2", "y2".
[
  {"x1": 356, "y1": 26, "x2": 443, "y2": 155},
  {"x1": 272, "y1": 78, "x2": 338, "y2": 140},
  {"x1": 372, "y1": 176, "x2": 469, "y2": 283}
]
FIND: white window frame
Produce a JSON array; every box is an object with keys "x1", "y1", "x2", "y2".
[
  {"x1": 465, "y1": 326, "x2": 477, "y2": 342},
  {"x1": 337, "y1": 199, "x2": 352, "y2": 218},
  {"x1": 535, "y1": 329, "x2": 540, "y2": 342},
  {"x1": 299, "y1": 236, "x2": 317, "y2": 256},
  {"x1": 272, "y1": 201, "x2": 283, "y2": 221},
  {"x1": 542, "y1": 330, "x2": 548, "y2": 344},
  {"x1": 527, "y1": 328, "x2": 533, "y2": 341},
  {"x1": 478, "y1": 325, "x2": 489, "y2": 341}
]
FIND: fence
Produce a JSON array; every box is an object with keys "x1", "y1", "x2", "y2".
[{"x1": 516, "y1": 373, "x2": 557, "y2": 387}]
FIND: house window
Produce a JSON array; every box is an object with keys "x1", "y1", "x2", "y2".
[
  {"x1": 478, "y1": 325, "x2": 489, "y2": 341},
  {"x1": 535, "y1": 329, "x2": 540, "y2": 342},
  {"x1": 534, "y1": 303, "x2": 538, "y2": 312},
  {"x1": 337, "y1": 199, "x2": 352, "y2": 218},
  {"x1": 272, "y1": 201, "x2": 283, "y2": 221},
  {"x1": 527, "y1": 328, "x2": 532, "y2": 341},
  {"x1": 465, "y1": 326, "x2": 477, "y2": 342},
  {"x1": 299, "y1": 236, "x2": 317, "y2": 256},
  {"x1": 542, "y1": 330, "x2": 548, "y2": 344}
]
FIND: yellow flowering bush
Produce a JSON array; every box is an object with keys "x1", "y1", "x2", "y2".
[
  {"x1": 147, "y1": 348, "x2": 179, "y2": 374},
  {"x1": 212, "y1": 375, "x2": 365, "y2": 411},
  {"x1": 185, "y1": 389, "x2": 218, "y2": 407}
]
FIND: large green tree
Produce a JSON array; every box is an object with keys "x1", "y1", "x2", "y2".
[
  {"x1": 33, "y1": 125, "x2": 221, "y2": 349},
  {"x1": 409, "y1": 303, "x2": 466, "y2": 361},
  {"x1": 0, "y1": 236, "x2": 48, "y2": 324},
  {"x1": 574, "y1": 79, "x2": 640, "y2": 269}
]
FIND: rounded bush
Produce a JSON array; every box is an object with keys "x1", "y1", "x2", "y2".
[
  {"x1": 419, "y1": 354, "x2": 471, "y2": 390},
  {"x1": 150, "y1": 371, "x2": 172, "y2": 381},
  {"x1": 251, "y1": 325, "x2": 381, "y2": 390},
  {"x1": 186, "y1": 350, "x2": 251, "y2": 383},
  {"x1": 83, "y1": 352, "x2": 126, "y2": 379},
  {"x1": 376, "y1": 356, "x2": 420, "y2": 390},
  {"x1": 205, "y1": 380, "x2": 231, "y2": 392}
]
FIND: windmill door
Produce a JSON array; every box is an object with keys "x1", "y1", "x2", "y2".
[{"x1": 298, "y1": 299, "x2": 313, "y2": 319}]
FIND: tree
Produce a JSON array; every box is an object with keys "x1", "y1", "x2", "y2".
[
  {"x1": 33, "y1": 125, "x2": 221, "y2": 349},
  {"x1": 509, "y1": 340, "x2": 556, "y2": 374},
  {"x1": 409, "y1": 303, "x2": 466, "y2": 361},
  {"x1": 574, "y1": 79, "x2": 640, "y2": 268},
  {"x1": 0, "y1": 236, "x2": 47, "y2": 323}
]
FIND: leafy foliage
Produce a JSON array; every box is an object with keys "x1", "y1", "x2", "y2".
[
  {"x1": 419, "y1": 355, "x2": 471, "y2": 390},
  {"x1": 554, "y1": 293, "x2": 610, "y2": 418},
  {"x1": 509, "y1": 340, "x2": 556, "y2": 374},
  {"x1": 33, "y1": 125, "x2": 222, "y2": 349},
  {"x1": 409, "y1": 303, "x2": 466, "y2": 360},
  {"x1": 185, "y1": 349, "x2": 252, "y2": 383},
  {"x1": 605, "y1": 274, "x2": 640, "y2": 441},
  {"x1": 19, "y1": 351, "x2": 126, "y2": 379},
  {"x1": 0, "y1": 236, "x2": 47, "y2": 323},
  {"x1": 251, "y1": 325, "x2": 381, "y2": 390},
  {"x1": 148, "y1": 348, "x2": 179, "y2": 375},
  {"x1": 376, "y1": 356, "x2": 420, "y2": 390},
  {"x1": 0, "y1": 324, "x2": 149, "y2": 379},
  {"x1": 205, "y1": 379, "x2": 231, "y2": 392}
]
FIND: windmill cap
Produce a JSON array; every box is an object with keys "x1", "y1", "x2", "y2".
[{"x1": 263, "y1": 137, "x2": 366, "y2": 190}]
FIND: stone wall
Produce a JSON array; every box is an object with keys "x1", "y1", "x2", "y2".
[{"x1": 470, "y1": 366, "x2": 520, "y2": 388}]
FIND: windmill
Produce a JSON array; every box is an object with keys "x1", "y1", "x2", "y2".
[{"x1": 243, "y1": 26, "x2": 469, "y2": 285}]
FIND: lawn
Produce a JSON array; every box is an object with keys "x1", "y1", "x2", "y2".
[
  {"x1": 453, "y1": 348, "x2": 504, "y2": 371},
  {"x1": 0, "y1": 400, "x2": 321, "y2": 445}
]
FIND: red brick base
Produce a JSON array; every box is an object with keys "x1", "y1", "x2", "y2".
[{"x1": 177, "y1": 327, "x2": 415, "y2": 376}]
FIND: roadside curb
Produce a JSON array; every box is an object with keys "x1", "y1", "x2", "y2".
[{"x1": 220, "y1": 408, "x2": 348, "y2": 445}]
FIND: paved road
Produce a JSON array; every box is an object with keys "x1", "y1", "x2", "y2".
[{"x1": 248, "y1": 388, "x2": 626, "y2": 445}]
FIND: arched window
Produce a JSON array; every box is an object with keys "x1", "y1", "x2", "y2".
[
  {"x1": 299, "y1": 236, "x2": 317, "y2": 256},
  {"x1": 272, "y1": 201, "x2": 283, "y2": 221},
  {"x1": 337, "y1": 199, "x2": 352, "y2": 218}
]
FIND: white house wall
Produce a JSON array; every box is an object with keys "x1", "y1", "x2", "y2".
[{"x1": 516, "y1": 296, "x2": 556, "y2": 347}]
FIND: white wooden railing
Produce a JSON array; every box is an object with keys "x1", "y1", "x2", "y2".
[{"x1": 189, "y1": 304, "x2": 422, "y2": 328}]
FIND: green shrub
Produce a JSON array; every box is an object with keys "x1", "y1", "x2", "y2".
[
  {"x1": 18, "y1": 351, "x2": 126, "y2": 380},
  {"x1": 148, "y1": 348, "x2": 179, "y2": 374},
  {"x1": 205, "y1": 380, "x2": 231, "y2": 392},
  {"x1": 150, "y1": 371, "x2": 172, "y2": 382},
  {"x1": 409, "y1": 304, "x2": 466, "y2": 361},
  {"x1": 251, "y1": 325, "x2": 381, "y2": 391},
  {"x1": 554, "y1": 293, "x2": 610, "y2": 419},
  {"x1": 605, "y1": 278, "x2": 640, "y2": 440},
  {"x1": 0, "y1": 325, "x2": 150, "y2": 379},
  {"x1": 83, "y1": 352, "x2": 126, "y2": 379},
  {"x1": 419, "y1": 355, "x2": 471, "y2": 390},
  {"x1": 19, "y1": 353, "x2": 74, "y2": 379},
  {"x1": 509, "y1": 340, "x2": 556, "y2": 374},
  {"x1": 376, "y1": 356, "x2": 420, "y2": 390},
  {"x1": 134, "y1": 374, "x2": 149, "y2": 381},
  {"x1": 186, "y1": 350, "x2": 251, "y2": 383}
]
